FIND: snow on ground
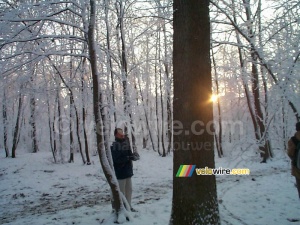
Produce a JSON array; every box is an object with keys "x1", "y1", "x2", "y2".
[{"x1": 0, "y1": 149, "x2": 300, "y2": 225}]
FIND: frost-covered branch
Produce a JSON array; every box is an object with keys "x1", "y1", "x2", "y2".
[
  {"x1": 1, "y1": 35, "x2": 86, "y2": 46},
  {"x1": 0, "y1": 50, "x2": 88, "y2": 61}
]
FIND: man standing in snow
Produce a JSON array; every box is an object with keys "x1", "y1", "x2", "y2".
[
  {"x1": 111, "y1": 128, "x2": 140, "y2": 211},
  {"x1": 287, "y1": 122, "x2": 300, "y2": 199}
]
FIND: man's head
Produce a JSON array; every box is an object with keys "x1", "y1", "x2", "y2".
[
  {"x1": 114, "y1": 128, "x2": 125, "y2": 139},
  {"x1": 296, "y1": 122, "x2": 300, "y2": 132}
]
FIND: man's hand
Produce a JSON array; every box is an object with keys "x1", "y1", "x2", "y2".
[{"x1": 129, "y1": 152, "x2": 140, "y2": 161}]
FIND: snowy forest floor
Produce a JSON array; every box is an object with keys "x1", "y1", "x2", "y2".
[{"x1": 1, "y1": 150, "x2": 300, "y2": 225}]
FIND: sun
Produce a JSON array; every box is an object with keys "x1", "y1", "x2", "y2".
[{"x1": 210, "y1": 94, "x2": 219, "y2": 102}]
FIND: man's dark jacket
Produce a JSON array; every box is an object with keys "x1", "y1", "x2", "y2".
[{"x1": 111, "y1": 138, "x2": 134, "y2": 180}]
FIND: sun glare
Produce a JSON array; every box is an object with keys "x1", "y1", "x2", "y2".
[{"x1": 210, "y1": 94, "x2": 219, "y2": 102}]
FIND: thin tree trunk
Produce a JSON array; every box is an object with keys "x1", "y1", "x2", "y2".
[
  {"x1": 82, "y1": 104, "x2": 91, "y2": 165},
  {"x1": 69, "y1": 7, "x2": 75, "y2": 163},
  {"x1": 11, "y1": 91, "x2": 23, "y2": 158},
  {"x1": 81, "y1": 57, "x2": 91, "y2": 165},
  {"x1": 237, "y1": 37, "x2": 260, "y2": 141},
  {"x1": 137, "y1": 71, "x2": 155, "y2": 152},
  {"x1": 155, "y1": 31, "x2": 161, "y2": 154},
  {"x1": 29, "y1": 74, "x2": 38, "y2": 153},
  {"x1": 3, "y1": 89, "x2": 9, "y2": 157},
  {"x1": 74, "y1": 99, "x2": 86, "y2": 164},
  {"x1": 282, "y1": 99, "x2": 288, "y2": 148},
  {"x1": 159, "y1": 0, "x2": 172, "y2": 155},
  {"x1": 49, "y1": 58, "x2": 86, "y2": 164},
  {"x1": 243, "y1": 0, "x2": 269, "y2": 162},
  {"x1": 164, "y1": 37, "x2": 172, "y2": 154},
  {"x1": 233, "y1": 0, "x2": 262, "y2": 160},
  {"x1": 69, "y1": 56, "x2": 74, "y2": 163},
  {"x1": 29, "y1": 61, "x2": 38, "y2": 154},
  {"x1": 88, "y1": 0, "x2": 124, "y2": 221},
  {"x1": 46, "y1": 83, "x2": 57, "y2": 163},
  {"x1": 160, "y1": 63, "x2": 166, "y2": 157},
  {"x1": 258, "y1": 0, "x2": 273, "y2": 159},
  {"x1": 143, "y1": 35, "x2": 155, "y2": 151},
  {"x1": 104, "y1": 0, "x2": 116, "y2": 123},
  {"x1": 69, "y1": 99, "x2": 74, "y2": 163},
  {"x1": 30, "y1": 93, "x2": 38, "y2": 153},
  {"x1": 52, "y1": 89, "x2": 58, "y2": 162},
  {"x1": 30, "y1": 96, "x2": 38, "y2": 152},
  {"x1": 211, "y1": 45, "x2": 223, "y2": 157},
  {"x1": 155, "y1": 0, "x2": 167, "y2": 156},
  {"x1": 57, "y1": 89, "x2": 64, "y2": 163},
  {"x1": 155, "y1": 70, "x2": 160, "y2": 154},
  {"x1": 116, "y1": 0, "x2": 137, "y2": 154}
]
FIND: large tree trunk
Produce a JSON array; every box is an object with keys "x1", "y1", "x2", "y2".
[{"x1": 170, "y1": 1, "x2": 220, "y2": 224}]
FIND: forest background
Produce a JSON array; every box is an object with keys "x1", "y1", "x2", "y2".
[{"x1": 0, "y1": 0, "x2": 299, "y2": 166}]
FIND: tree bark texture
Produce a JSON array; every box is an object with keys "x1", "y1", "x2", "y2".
[{"x1": 171, "y1": 1, "x2": 220, "y2": 224}]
